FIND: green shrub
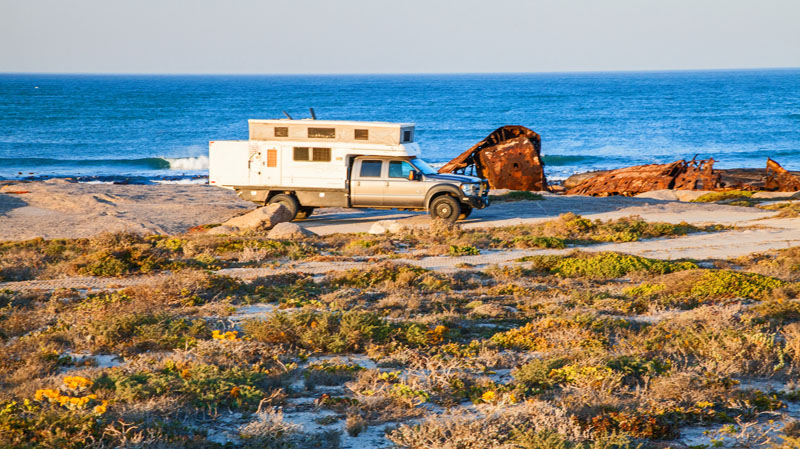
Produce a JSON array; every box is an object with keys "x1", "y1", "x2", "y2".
[
  {"x1": 553, "y1": 253, "x2": 697, "y2": 279},
  {"x1": 517, "y1": 254, "x2": 564, "y2": 271},
  {"x1": 96, "y1": 360, "x2": 282, "y2": 412},
  {"x1": 0, "y1": 399, "x2": 104, "y2": 449},
  {"x1": 691, "y1": 190, "x2": 754, "y2": 203},
  {"x1": 80, "y1": 312, "x2": 209, "y2": 354},
  {"x1": 243, "y1": 311, "x2": 393, "y2": 353},
  {"x1": 512, "y1": 357, "x2": 569, "y2": 391},
  {"x1": 331, "y1": 263, "x2": 449, "y2": 291},
  {"x1": 75, "y1": 246, "x2": 166, "y2": 276},
  {"x1": 512, "y1": 236, "x2": 567, "y2": 249},
  {"x1": 623, "y1": 282, "x2": 667, "y2": 297},
  {"x1": 448, "y1": 245, "x2": 480, "y2": 256},
  {"x1": 689, "y1": 270, "x2": 785, "y2": 299}
]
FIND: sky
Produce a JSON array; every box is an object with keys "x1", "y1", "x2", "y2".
[{"x1": 1, "y1": 0, "x2": 798, "y2": 74}]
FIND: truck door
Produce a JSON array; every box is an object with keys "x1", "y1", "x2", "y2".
[
  {"x1": 385, "y1": 160, "x2": 426, "y2": 207},
  {"x1": 350, "y1": 159, "x2": 385, "y2": 207}
]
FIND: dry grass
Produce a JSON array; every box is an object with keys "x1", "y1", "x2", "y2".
[{"x1": 1, "y1": 224, "x2": 799, "y2": 448}]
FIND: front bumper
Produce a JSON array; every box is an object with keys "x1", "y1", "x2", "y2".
[{"x1": 462, "y1": 195, "x2": 490, "y2": 209}]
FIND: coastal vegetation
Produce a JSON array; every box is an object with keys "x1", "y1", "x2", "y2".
[{"x1": 0, "y1": 215, "x2": 798, "y2": 448}]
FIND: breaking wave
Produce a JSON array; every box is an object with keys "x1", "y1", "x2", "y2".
[
  {"x1": 0, "y1": 156, "x2": 208, "y2": 172},
  {"x1": 163, "y1": 156, "x2": 209, "y2": 170}
]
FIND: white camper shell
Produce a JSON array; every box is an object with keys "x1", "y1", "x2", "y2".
[{"x1": 209, "y1": 119, "x2": 489, "y2": 221}]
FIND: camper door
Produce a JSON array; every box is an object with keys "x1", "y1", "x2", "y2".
[{"x1": 248, "y1": 145, "x2": 281, "y2": 186}]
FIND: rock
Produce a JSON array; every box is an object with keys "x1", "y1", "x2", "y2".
[
  {"x1": 267, "y1": 222, "x2": 316, "y2": 239},
  {"x1": 221, "y1": 203, "x2": 292, "y2": 231},
  {"x1": 752, "y1": 191, "x2": 800, "y2": 199},
  {"x1": 368, "y1": 220, "x2": 406, "y2": 234},
  {"x1": 674, "y1": 190, "x2": 715, "y2": 202},
  {"x1": 635, "y1": 190, "x2": 679, "y2": 201},
  {"x1": 635, "y1": 190, "x2": 713, "y2": 202}
]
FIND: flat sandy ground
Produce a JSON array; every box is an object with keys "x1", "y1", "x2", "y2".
[
  {"x1": 2, "y1": 180, "x2": 799, "y2": 261},
  {"x1": 0, "y1": 179, "x2": 252, "y2": 240}
]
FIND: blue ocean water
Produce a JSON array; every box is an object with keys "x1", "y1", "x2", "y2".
[{"x1": 1, "y1": 70, "x2": 798, "y2": 182}]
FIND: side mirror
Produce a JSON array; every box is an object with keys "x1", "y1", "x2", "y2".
[{"x1": 408, "y1": 170, "x2": 419, "y2": 181}]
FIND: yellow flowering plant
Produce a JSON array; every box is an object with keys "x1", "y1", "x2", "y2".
[{"x1": 33, "y1": 376, "x2": 108, "y2": 414}]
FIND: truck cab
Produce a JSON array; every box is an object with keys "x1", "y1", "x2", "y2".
[
  {"x1": 209, "y1": 119, "x2": 489, "y2": 222},
  {"x1": 350, "y1": 156, "x2": 488, "y2": 220}
]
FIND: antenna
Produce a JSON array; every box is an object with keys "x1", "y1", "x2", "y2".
[
  {"x1": 282, "y1": 110, "x2": 293, "y2": 120},
  {"x1": 309, "y1": 108, "x2": 317, "y2": 120}
]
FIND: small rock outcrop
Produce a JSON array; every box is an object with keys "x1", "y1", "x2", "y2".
[
  {"x1": 208, "y1": 203, "x2": 293, "y2": 234},
  {"x1": 267, "y1": 222, "x2": 316, "y2": 239},
  {"x1": 368, "y1": 220, "x2": 406, "y2": 235}
]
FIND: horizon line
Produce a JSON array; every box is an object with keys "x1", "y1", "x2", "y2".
[{"x1": 1, "y1": 66, "x2": 799, "y2": 77}]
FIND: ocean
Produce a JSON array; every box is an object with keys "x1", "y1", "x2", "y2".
[{"x1": 1, "y1": 70, "x2": 798, "y2": 183}]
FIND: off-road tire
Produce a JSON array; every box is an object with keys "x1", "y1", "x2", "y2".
[
  {"x1": 429, "y1": 195, "x2": 461, "y2": 222},
  {"x1": 268, "y1": 194, "x2": 299, "y2": 221},
  {"x1": 458, "y1": 205, "x2": 473, "y2": 220},
  {"x1": 296, "y1": 207, "x2": 315, "y2": 220}
]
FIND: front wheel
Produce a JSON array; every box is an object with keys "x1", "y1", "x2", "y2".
[
  {"x1": 429, "y1": 195, "x2": 461, "y2": 222},
  {"x1": 458, "y1": 205, "x2": 473, "y2": 220},
  {"x1": 267, "y1": 194, "x2": 299, "y2": 220}
]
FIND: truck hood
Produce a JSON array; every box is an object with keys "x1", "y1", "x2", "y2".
[{"x1": 423, "y1": 173, "x2": 483, "y2": 184}]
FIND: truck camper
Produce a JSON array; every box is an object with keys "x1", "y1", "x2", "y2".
[{"x1": 209, "y1": 119, "x2": 490, "y2": 221}]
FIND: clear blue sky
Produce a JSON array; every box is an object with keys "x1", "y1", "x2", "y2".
[{"x1": 1, "y1": 0, "x2": 798, "y2": 74}]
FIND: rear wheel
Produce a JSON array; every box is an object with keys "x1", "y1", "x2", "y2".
[
  {"x1": 429, "y1": 195, "x2": 461, "y2": 223},
  {"x1": 458, "y1": 205, "x2": 473, "y2": 220},
  {"x1": 268, "y1": 194, "x2": 299, "y2": 220},
  {"x1": 296, "y1": 207, "x2": 315, "y2": 220}
]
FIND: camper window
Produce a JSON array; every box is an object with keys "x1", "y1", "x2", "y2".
[
  {"x1": 308, "y1": 127, "x2": 336, "y2": 139},
  {"x1": 294, "y1": 147, "x2": 331, "y2": 162},
  {"x1": 293, "y1": 147, "x2": 310, "y2": 161},
  {"x1": 354, "y1": 129, "x2": 369, "y2": 140},
  {"x1": 359, "y1": 160, "x2": 382, "y2": 178},
  {"x1": 403, "y1": 130, "x2": 413, "y2": 142},
  {"x1": 274, "y1": 127, "x2": 288, "y2": 137},
  {"x1": 312, "y1": 148, "x2": 331, "y2": 162}
]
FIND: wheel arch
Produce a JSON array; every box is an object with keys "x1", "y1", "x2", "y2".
[
  {"x1": 424, "y1": 184, "x2": 462, "y2": 209},
  {"x1": 264, "y1": 190, "x2": 297, "y2": 205}
]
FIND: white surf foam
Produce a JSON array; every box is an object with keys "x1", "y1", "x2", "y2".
[{"x1": 164, "y1": 156, "x2": 209, "y2": 170}]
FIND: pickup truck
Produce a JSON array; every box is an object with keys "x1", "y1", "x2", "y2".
[{"x1": 209, "y1": 119, "x2": 490, "y2": 222}]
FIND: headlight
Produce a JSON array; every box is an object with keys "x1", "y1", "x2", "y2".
[{"x1": 460, "y1": 183, "x2": 479, "y2": 196}]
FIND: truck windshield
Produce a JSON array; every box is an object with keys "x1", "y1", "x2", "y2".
[{"x1": 411, "y1": 158, "x2": 438, "y2": 175}]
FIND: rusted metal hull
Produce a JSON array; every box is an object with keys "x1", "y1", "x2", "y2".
[
  {"x1": 765, "y1": 158, "x2": 800, "y2": 192},
  {"x1": 439, "y1": 126, "x2": 548, "y2": 191},
  {"x1": 566, "y1": 158, "x2": 721, "y2": 196},
  {"x1": 566, "y1": 157, "x2": 800, "y2": 196}
]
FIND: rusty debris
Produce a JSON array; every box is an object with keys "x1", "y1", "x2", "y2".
[
  {"x1": 439, "y1": 126, "x2": 548, "y2": 191},
  {"x1": 566, "y1": 157, "x2": 721, "y2": 196},
  {"x1": 765, "y1": 158, "x2": 800, "y2": 192},
  {"x1": 673, "y1": 157, "x2": 721, "y2": 190}
]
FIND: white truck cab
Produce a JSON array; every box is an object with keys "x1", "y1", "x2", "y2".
[{"x1": 209, "y1": 119, "x2": 489, "y2": 221}]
